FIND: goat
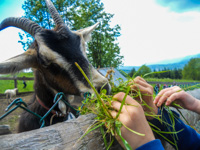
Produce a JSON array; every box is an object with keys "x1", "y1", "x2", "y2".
[
  {"x1": 0, "y1": 0, "x2": 111, "y2": 133},
  {"x1": 4, "y1": 88, "x2": 18, "y2": 104}
]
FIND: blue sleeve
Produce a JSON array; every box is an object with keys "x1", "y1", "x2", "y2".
[
  {"x1": 136, "y1": 139, "x2": 164, "y2": 150},
  {"x1": 150, "y1": 108, "x2": 200, "y2": 150}
]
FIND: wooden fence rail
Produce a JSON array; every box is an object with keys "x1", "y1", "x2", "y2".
[
  {"x1": 0, "y1": 77, "x2": 34, "y2": 97},
  {"x1": 0, "y1": 77, "x2": 34, "y2": 89}
]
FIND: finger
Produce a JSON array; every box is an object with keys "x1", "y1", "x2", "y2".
[
  {"x1": 165, "y1": 90, "x2": 184, "y2": 106},
  {"x1": 156, "y1": 86, "x2": 181, "y2": 107},
  {"x1": 111, "y1": 101, "x2": 123, "y2": 112},
  {"x1": 110, "y1": 110, "x2": 118, "y2": 119},
  {"x1": 134, "y1": 76, "x2": 146, "y2": 83},
  {"x1": 154, "y1": 88, "x2": 170, "y2": 104},
  {"x1": 154, "y1": 87, "x2": 177, "y2": 104},
  {"x1": 113, "y1": 92, "x2": 139, "y2": 105},
  {"x1": 134, "y1": 77, "x2": 149, "y2": 88},
  {"x1": 131, "y1": 84, "x2": 152, "y2": 97}
]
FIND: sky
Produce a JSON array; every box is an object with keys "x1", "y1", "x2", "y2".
[{"x1": 1, "y1": 0, "x2": 200, "y2": 66}]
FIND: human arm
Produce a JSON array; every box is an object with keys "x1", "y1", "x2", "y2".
[
  {"x1": 111, "y1": 92, "x2": 164, "y2": 150},
  {"x1": 129, "y1": 78, "x2": 200, "y2": 149},
  {"x1": 154, "y1": 86, "x2": 200, "y2": 114},
  {"x1": 149, "y1": 107, "x2": 200, "y2": 150}
]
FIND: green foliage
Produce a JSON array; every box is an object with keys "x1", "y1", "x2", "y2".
[
  {"x1": 129, "y1": 65, "x2": 151, "y2": 77},
  {"x1": 128, "y1": 67, "x2": 183, "y2": 80},
  {"x1": 182, "y1": 58, "x2": 200, "y2": 80},
  {"x1": 128, "y1": 67, "x2": 136, "y2": 78},
  {"x1": 19, "y1": 0, "x2": 123, "y2": 68}
]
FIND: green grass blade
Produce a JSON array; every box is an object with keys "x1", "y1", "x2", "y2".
[
  {"x1": 122, "y1": 122, "x2": 145, "y2": 136},
  {"x1": 100, "y1": 126, "x2": 108, "y2": 148},
  {"x1": 115, "y1": 86, "x2": 130, "y2": 119},
  {"x1": 75, "y1": 62, "x2": 112, "y2": 118},
  {"x1": 115, "y1": 127, "x2": 132, "y2": 150}
]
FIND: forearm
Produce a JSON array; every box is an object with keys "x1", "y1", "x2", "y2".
[
  {"x1": 191, "y1": 98, "x2": 200, "y2": 114},
  {"x1": 150, "y1": 107, "x2": 200, "y2": 150}
]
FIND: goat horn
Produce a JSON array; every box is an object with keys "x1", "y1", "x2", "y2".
[
  {"x1": 45, "y1": 0, "x2": 64, "y2": 26},
  {"x1": 45, "y1": 0, "x2": 72, "y2": 35},
  {"x1": 0, "y1": 17, "x2": 43, "y2": 37}
]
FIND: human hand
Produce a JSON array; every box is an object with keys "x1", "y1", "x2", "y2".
[
  {"x1": 111, "y1": 92, "x2": 155, "y2": 149},
  {"x1": 154, "y1": 86, "x2": 200, "y2": 114},
  {"x1": 129, "y1": 76, "x2": 158, "y2": 120}
]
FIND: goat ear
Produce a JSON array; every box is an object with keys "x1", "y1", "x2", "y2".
[
  {"x1": 0, "y1": 49, "x2": 38, "y2": 74},
  {"x1": 78, "y1": 22, "x2": 99, "y2": 42}
]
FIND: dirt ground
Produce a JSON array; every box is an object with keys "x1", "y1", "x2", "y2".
[
  {"x1": 0, "y1": 93, "x2": 82, "y2": 133},
  {"x1": 0, "y1": 93, "x2": 33, "y2": 133}
]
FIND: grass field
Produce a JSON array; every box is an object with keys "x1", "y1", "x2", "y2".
[
  {"x1": 1, "y1": 72, "x2": 200, "y2": 94},
  {"x1": 0, "y1": 72, "x2": 34, "y2": 94},
  {"x1": 145, "y1": 78, "x2": 200, "y2": 82}
]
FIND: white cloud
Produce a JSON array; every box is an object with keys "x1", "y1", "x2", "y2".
[
  {"x1": 0, "y1": 28, "x2": 24, "y2": 61},
  {"x1": 102, "y1": 0, "x2": 200, "y2": 66},
  {"x1": 1, "y1": 0, "x2": 200, "y2": 67}
]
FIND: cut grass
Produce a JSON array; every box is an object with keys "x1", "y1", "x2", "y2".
[{"x1": 75, "y1": 63, "x2": 186, "y2": 150}]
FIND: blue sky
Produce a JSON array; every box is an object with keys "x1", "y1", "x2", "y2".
[
  {"x1": 0, "y1": 0, "x2": 24, "y2": 20},
  {"x1": 1, "y1": 0, "x2": 200, "y2": 66},
  {"x1": 156, "y1": 0, "x2": 200, "y2": 12},
  {"x1": 0, "y1": 0, "x2": 24, "y2": 63}
]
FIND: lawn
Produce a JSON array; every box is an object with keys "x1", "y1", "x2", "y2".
[{"x1": 0, "y1": 72, "x2": 34, "y2": 94}]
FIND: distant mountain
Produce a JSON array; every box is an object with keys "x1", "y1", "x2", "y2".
[
  {"x1": 119, "y1": 53, "x2": 200, "y2": 73},
  {"x1": 155, "y1": 53, "x2": 200, "y2": 65}
]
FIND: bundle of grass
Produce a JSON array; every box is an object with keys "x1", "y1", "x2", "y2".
[{"x1": 75, "y1": 63, "x2": 192, "y2": 150}]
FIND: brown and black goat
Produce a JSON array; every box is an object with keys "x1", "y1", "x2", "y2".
[{"x1": 0, "y1": 0, "x2": 111, "y2": 133}]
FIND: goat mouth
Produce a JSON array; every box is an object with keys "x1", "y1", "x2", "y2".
[{"x1": 96, "y1": 82, "x2": 111, "y2": 95}]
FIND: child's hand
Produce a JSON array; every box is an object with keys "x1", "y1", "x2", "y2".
[
  {"x1": 111, "y1": 92, "x2": 155, "y2": 149},
  {"x1": 129, "y1": 76, "x2": 158, "y2": 120},
  {"x1": 154, "y1": 86, "x2": 200, "y2": 114}
]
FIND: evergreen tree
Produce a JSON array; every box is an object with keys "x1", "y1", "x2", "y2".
[
  {"x1": 129, "y1": 67, "x2": 136, "y2": 77},
  {"x1": 19, "y1": 0, "x2": 123, "y2": 68},
  {"x1": 183, "y1": 58, "x2": 200, "y2": 80}
]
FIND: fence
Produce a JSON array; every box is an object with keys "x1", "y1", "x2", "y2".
[
  {"x1": 148, "y1": 81, "x2": 200, "y2": 89},
  {"x1": 0, "y1": 77, "x2": 200, "y2": 95},
  {"x1": 0, "y1": 77, "x2": 34, "y2": 96}
]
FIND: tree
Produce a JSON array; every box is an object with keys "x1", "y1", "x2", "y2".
[
  {"x1": 136, "y1": 65, "x2": 151, "y2": 77},
  {"x1": 129, "y1": 67, "x2": 136, "y2": 77},
  {"x1": 183, "y1": 58, "x2": 200, "y2": 80},
  {"x1": 19, "y1": 0, "x2": 123, "y2": 68}
]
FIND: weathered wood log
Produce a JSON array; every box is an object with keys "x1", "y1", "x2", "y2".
[
  {"x1": 0, "y1": 125, "x2": 11, "y2": 135},
  {"x1": 0, "y1": 114, "x2": 121, "y2": 150}
]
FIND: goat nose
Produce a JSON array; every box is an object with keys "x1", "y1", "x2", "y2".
[{"x1": 96, "y1": 82, "x2": 111, "y2": 95}]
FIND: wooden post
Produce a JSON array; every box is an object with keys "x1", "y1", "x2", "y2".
[
  {"x1": 14, "y1": 78, "x2": 18, "y2": 94},
  {"x1": 14, "y1": 78, "x2": 17, "y2": 89}
]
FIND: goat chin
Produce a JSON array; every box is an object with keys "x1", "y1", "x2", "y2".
[
  {"x1": 67, "y1": 95, "x2": 74, "y2": 103},
  {"x1": 58, "y1": 101, "x2": 67, "y2": 115}
]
